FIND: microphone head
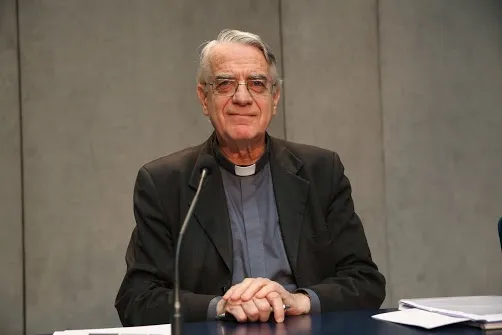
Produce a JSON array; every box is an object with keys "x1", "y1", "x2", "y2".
[{"x1": 197, "y1": 154, "x2": 217, "y2": 175}]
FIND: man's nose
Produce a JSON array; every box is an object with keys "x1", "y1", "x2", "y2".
[{"x1": 232, "y1": 84, "x2": 253, "y2": 105}]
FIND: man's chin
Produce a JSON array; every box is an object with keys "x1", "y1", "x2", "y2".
[{"x1": 225, "y1": 128, "x2": 263, "y2": 143}]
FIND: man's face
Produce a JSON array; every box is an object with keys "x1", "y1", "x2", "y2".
[{"x1": 197, "y1": 43, "x2": 280, "y2": 144}]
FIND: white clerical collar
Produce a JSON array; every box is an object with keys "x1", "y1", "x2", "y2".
[{"x1": 234, "y1": 164, "x2": 256, "y2": 177}]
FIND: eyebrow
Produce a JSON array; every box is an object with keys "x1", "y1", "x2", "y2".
[
  {"x1": 247, "y1": 74, "x2": 268, "y2": 80},
  {"x1": 214, "y1": 74, "x2": 234, "y2": 80},
  {"x1": 213, "y1": 74, "x2": 268, "y2": 81}
]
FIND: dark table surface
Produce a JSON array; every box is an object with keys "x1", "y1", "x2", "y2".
[
  {"x1": 40, "y1": 309, "x2": 498, "y2": 335},
  {"x1": 183, "y1": 309, "x2": 491, "y2": 335}
]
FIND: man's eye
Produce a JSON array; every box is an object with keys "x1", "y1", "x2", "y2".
[
  {"x1": 215, "y1": 81, "x2": 236, "y2": 93},
  {"x1": 217, "y1": 80, "x2": 232, "y2": 87},
  {"x1": 249, "y1": 80, "x2": 266, "y2": 87}
]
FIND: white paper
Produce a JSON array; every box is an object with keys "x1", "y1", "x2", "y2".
[
  {"x1": 52, "y1": 323, "x2": 171, "y2": 335},
  {"x1": 372, "y1": 308, "x2": 469, "y2": 329},
  {"x1": 399, "y1": 296, "x2": 502, "y2": 322}
]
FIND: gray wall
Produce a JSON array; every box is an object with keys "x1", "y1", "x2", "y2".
[
  {"x1": 1, "y1": 1, "x2": 501, "y2": 334},
  {"x1": 19, "y1": 1, "x2": 283, "y2": 334},
  {"x1": 380, "y1": 0, "x2": 502, "y2": 302},
  {"x1": 281, "y1": 0, "x2": 389, "y2": 306}
]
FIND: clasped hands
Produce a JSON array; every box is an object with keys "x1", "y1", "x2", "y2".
[{"x1": 217, "y1": 278, "x2": 311, "y2": 323}]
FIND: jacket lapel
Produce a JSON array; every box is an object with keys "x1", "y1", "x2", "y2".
[
  {"x1": 269, "y1": 138, "x2": 310, "y2": 277},
  {"x1": 189, "y1": 141, "x2": 233, "y2": 273},
  {"x1": 187, "y1": 136, "x2": 310, "y2": 277}
]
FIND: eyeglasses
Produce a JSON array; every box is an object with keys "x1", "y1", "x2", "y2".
[{"x1": 207, "y1": 78, "x2": 276, "y2": 97}]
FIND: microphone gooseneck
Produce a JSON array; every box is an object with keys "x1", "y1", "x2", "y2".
[{"x1": 173, "y1": 156, "x2": 214, "y2": 335}]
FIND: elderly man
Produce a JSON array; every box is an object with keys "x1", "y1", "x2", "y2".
[{"x1": 115, "y1": 29, "x2": 385, "y2": 325}]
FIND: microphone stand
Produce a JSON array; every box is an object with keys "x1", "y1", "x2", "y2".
[{"x1": 172, "y1": 168, "x2": 209, "y2": 335}]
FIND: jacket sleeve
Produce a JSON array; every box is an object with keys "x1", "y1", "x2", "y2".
[
  {"x1": 306, "y1": 152, "x2": 386, "y2": 311},
  {"x1": 115, "y1": 166, "x2": 216, "y2": 325}
]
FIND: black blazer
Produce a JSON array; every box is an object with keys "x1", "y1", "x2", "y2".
[{"x1": 115, "y1": 135, "x2": 386, "y2": 325}]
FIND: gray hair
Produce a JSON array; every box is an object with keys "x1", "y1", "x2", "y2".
[{"x1": 196, "y1": 29, "x2": 281, "y2": 87}]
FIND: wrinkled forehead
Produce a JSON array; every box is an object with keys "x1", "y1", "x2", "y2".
[{"x1": 209, "y1": 43, "x2": 271, "y2": 79}]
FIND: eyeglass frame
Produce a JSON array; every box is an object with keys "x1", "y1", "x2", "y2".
[{"x1": 204, "y1": 76, "x2": 278, "y2": 97}]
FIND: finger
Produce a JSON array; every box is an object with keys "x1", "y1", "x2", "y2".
[
  {"x1": 240, "y1": 278, "x2": 270, "y2": 301},
  {"x1": 226, "y1": 304, "x2": 248, "y2": 323},
  {"x1": 223, "y1": 285, "x2": 235, "y2": 301},
  {"x1": 267, "y1": 292, "x2": 285, "y2": 323},
  {"x1": 230, "y1": 278, "x2": 255, "y2": 301},
  {"x1": 223, "y1": 279, "x2": 249, "y2": 301},
  {"x1": 253, "y1": 298, "x2": 272, "y2": 322},
  {"x1": 240, "y1": 300, "x2": 260, "y2": 322},
  {"x1": 255, "y1": 281, "x2": 285, "y2": 299}
]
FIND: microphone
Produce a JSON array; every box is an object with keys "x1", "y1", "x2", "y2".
[{"x1": 172, "y1": 155, "x2": 215, "y2": 335}]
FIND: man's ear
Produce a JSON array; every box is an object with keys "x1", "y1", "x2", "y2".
[
  {"x1": 197, "y1": 84, "x2": 210, "y2": 116},
  {"x1": 272, "y1": 86, "x2": 281, "y2": 116}
]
